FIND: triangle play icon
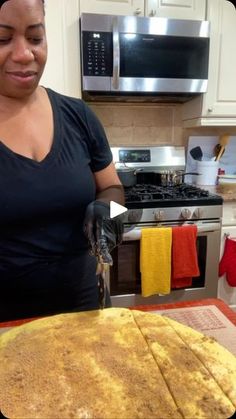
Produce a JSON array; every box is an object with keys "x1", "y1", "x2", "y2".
[{"x1": 110, "y1": 201, "x2": 127, "y2": 218}]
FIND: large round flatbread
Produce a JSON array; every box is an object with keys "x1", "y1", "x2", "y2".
[{"x1": 0, "y1": 307, "x2": 236, "y2": 418}]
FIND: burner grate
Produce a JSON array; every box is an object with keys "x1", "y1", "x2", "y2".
[{"x1": 125, "y1": 183, "x2": 210, "y2": 203}]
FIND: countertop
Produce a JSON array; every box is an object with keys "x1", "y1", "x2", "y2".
[{"x1": 204, "y1": 185, "x2": 236, "y2": 202}]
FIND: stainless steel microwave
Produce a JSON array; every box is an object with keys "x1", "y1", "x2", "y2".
[{"x1": 80, "y1": 13, "x2": 210, "y2": 103}]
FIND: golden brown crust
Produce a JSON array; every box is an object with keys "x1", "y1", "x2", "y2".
[
  {"x1": 0, "y1": 308, "x2": 235, "y2": 419},
  {"x1": 165, "y1": 316, "x2": 236, "y2": 409},
  {"x1": 132, "y1": 310, "x2": 235, "y2": 418}
]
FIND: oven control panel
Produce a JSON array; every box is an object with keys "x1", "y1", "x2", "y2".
[
  {"x1": 111, "y1": 146, "x2": 185, "y2": 169},
  {"x1": 119, "y1": 149, "x2": 151, "y2": 163}
]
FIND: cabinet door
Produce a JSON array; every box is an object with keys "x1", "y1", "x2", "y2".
[
  {"x1": 80, "y1": 0, "x2": 144, "y2": 16},
  {"x1": 182, "y1": 0, "x2": 236, "y2": 127},
  {"x1": 202, "y1": 0, "x2": 236, "y2": 119},
  {"x1": 40, "y1": 0, "x2": 81, "y2": 97},
  {"x1": 146, "y1": 0, "x2": 206, "y2": 19}
]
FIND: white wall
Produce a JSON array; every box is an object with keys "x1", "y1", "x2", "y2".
[{"x1": 40, "y1": 0, "x2": 81, "y2": 98}]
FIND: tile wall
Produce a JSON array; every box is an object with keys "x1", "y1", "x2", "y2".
[{"x1": 89, "y1": 103, "x2": 236, "y2": 147}]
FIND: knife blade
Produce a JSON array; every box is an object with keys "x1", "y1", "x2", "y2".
[{"x1": 97, "y1": 261, "x2": 109, "y2": 309}]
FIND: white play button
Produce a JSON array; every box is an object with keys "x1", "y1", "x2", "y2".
[{"x1": 110, "y1": 201, "x2": 127, "y2": 218}]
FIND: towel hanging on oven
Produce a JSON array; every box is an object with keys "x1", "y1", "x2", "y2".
[
  {"x1": 219, "y1": 236, "x2": 236, "y2": 287},
  {"x1": 140, "y1": 227, "x2": 172, "y2": 297},
  {"x1": 171, "y1": 225, "x2": 200, "y2": 289}
]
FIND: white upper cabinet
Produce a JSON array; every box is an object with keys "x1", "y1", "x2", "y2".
[
  {"x1": 40, "y1": 0, "x2": 81, "y2": 98},
  {"x1": 146, "y1": 0, "x2": 206, "y2": 20},
  {"x1": 79, "y1": 0, "x2": 206, "y2": 19},
  {"x1": 79, "y1": 0, "x2": 145, "y2": 16},
  {"x1": 182, "y1": 0, "x2": 236, "y2": 126}
]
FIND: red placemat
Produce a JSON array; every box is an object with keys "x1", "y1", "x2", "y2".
[
  {"x1": 0, "y1": 316, "x2": 40, "y2": 328},
  {"x1": 130, "y1": 298, "x2": 236, "y2": 326}
]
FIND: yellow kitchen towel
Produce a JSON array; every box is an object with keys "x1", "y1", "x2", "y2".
[{"x1": 140, "y1": 227, "x2": 172, "y2": 297}]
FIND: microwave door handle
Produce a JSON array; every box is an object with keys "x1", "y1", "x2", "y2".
[{"x1": 112, "y1": 16, "x2": 120, "y2": 90}]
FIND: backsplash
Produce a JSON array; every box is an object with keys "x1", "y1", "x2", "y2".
[
  {"x1": 89, "y1": 103, "x2": 236, "y2": 147},
  {"x1": 89, "y1": 103, "x2": 183, "y2": 146}
]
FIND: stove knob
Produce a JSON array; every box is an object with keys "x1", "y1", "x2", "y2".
[
  {"x1": 181, "y1": 208, "x2": 192, "y2": 220},
  {"x1": 128, "y1": 209, "x2": 142, "y2": 223},
  {"x1": 155, "y1": 210, "x2": 165, "y2": 221},
  {"x1": 193, "y1": 208, "x2": 202, "y2": 219}
]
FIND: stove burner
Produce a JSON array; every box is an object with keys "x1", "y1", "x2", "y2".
[
  {"x1": 125, "y1": 183, "x2": 210, "y2": 202},
  {"x1": 124, "y1": 183, "x2": 222, "y2": 209}
]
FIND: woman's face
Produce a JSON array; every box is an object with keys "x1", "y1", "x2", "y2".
[{"x1": 0, "y1": 0, "x2": 47, "y2": 99}]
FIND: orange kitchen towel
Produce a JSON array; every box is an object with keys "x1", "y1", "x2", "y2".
[
  {"x1": 140, "y1": 227, "x2": 172, "y2": 297},
  {"x1": 171, "y1": 225, "x2": 200, "y2": 289}
]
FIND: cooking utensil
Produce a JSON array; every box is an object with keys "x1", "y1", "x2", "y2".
[
  {"x1": 173, "y1": 171, "x2": 200, "y2": 185},
  {"x1": 215, "y1": 134, "x2": 230, "y2": 161},
  {"x1": 159, "y1": 170, "x2": 199, "y2": 186},
  {"x1": 116, "y1": 164, "x2": 140, "y2": 187},
  {"x1": 190, "y1": 146, "x2": 203, "y2": 161},
  {"x1": 214, "y1": 143, "x2": 225, "y2": 160},
  {"x1": 136, "y1": 170, "x2": 199, "y2": 187}
]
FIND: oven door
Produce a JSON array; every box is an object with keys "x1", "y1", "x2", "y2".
[{"x1": 109, "y1": 221, "x2": 221, "y2": 307}]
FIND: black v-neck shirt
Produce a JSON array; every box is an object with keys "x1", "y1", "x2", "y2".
[{"x1": 0, "y1": 88, "x2": 112, "y2": 320}]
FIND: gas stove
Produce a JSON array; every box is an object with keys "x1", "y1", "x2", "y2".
[
  {"x1": 125, "y1": 183, "x2": 222, "y2": 208},
  {"x1": 110, "y1": 146, "x2": 223, "y2": 306},
  {"x1": 123, "y1": 183, "x2": 222, "y2": 225},
  {"x1": 111, "y1": 146, "x2": 223, "y2": 225}
]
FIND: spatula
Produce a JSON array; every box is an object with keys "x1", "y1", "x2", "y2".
[
  {"x1": 215, "y1": 134, "x2": 230, "y2": 161},
  {"x1": 214, "y1": 143, "x2": 225, "y2": 159},
  {"x1": 190, "y1": 146, "x2": 203, "y2": 161}
]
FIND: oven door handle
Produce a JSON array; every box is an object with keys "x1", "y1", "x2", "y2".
[{"x1": 122, "y1": 223, "x2": 221, "y2": 241}]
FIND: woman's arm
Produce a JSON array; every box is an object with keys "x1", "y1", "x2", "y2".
[
  {"x1": 94, "y1": 162, "x2": 125, "y2": 206},
  {"x1": 94, "y1": 162, "x2": 121, "y2": 190}
]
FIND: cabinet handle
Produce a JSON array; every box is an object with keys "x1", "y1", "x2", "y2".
[
  {"x1": 208, "y1": 107, "x2": 213, "y2": 112},
  {"x1": 149, "y1": 9, "x2": 156, "y2": 16},
  {"x1": 134, "y1": 8, "x2": 142, "y2": 15}
]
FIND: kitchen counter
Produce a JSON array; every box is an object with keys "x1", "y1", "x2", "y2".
[{"x1": 205, "y1": 185, "x2": 236, "y2": 201}]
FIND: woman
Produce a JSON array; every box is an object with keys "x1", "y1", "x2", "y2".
[{"x1": 0, "y1": 0, "x2": 124, "y2": 321}]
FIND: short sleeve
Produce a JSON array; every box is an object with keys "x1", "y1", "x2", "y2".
[{"x1": 82, "y1": 102, "x2": 113, "y2": 172}]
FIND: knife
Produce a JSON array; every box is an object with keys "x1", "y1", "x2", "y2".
[{"x1": 96, "y1": 261, "x2": 109, "y2": 309}]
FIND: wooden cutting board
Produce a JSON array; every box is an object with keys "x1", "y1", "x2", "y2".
[{"x1": 0, "y1": 308, "x2": 236, "y2": 418}]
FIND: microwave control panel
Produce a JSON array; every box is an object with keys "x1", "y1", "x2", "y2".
[{"x1": 82, "y1": 31, "x2": 113, "y2": 77}]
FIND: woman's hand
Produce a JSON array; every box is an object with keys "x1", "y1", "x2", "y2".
[{"x1": 83, "y1": 200, "x2": 123, "y2": 264}]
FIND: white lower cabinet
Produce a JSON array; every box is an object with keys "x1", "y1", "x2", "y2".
[
  {"x1": 183, "y1": 0, "x2": 236, "y2": 127},
  {"x1": 218, "y1": 203, "x2": 236, "y2": 310}
]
